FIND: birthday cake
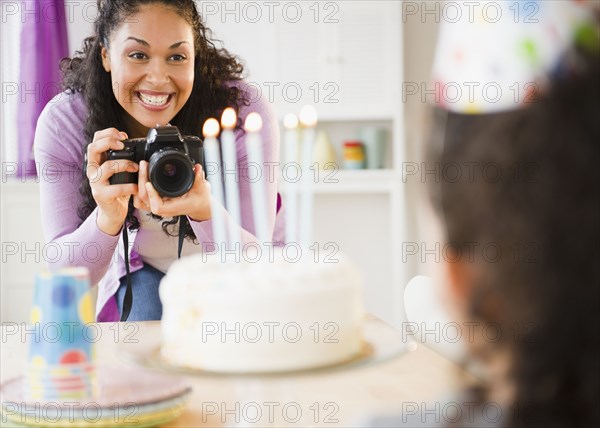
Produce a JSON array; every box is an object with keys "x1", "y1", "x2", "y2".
[{"x1": 159, "y1": 250, "x2": 365, "y2": 373}]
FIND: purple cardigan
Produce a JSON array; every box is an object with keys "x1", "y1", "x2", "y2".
[{"x1": 34, "y1": 86, "x2": 283, "y2": 321}]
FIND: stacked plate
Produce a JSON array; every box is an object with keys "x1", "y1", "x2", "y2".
[{"x1": 1, "y1": 365, "x2": 192, "y2": 427}]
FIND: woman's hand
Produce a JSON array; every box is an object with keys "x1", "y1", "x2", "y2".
[
  {"x1": 132, "y1": 160, "x2": 152, "y2": 212},
  {"x1": 86, "y1": 128, "x2": 138, "y2": 235},
  {"x1": 137, "y1": 163, "x2": 212, "y2": 221}
]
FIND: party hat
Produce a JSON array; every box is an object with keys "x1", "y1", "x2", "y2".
[{"x1": 431, "y1": 1, "x2": 599, "y2": 114}]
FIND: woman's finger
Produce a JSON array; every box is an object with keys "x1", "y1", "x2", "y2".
[
  {"x1": 197, "y1": 164, "x2": 207, "y2": 182},
  {"x1": 94, "y1": 183, "x2": 138, "y2": 202},
  {"x1": 143, "y1": 166, "x2": 211, "y2": 218},
  {"x1": 146, "y1": 182, "x2": 188, "y2": 217},
  {"x1": 89, "y1": 160, "x2": 138, "y2": 184},
  {"x1": 190, "y1": 164, "x2": 209, "y2": 194},
  {"x1": 132, "y1": 195, "x2": 150, "y2": 211},
  {"x1": 145, "y1": 182, "x2": 165, "y2": 215},
  {"x1": 137, "y1": 161, "x2": 150, "y2": 206},
  {"x1": 86, "y1": 128, "x2": 128, "y2": 165}
]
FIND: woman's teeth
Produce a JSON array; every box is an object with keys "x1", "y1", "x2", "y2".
[{"x1": 138, "y1": 93, "x2": 170, "y2": 106}]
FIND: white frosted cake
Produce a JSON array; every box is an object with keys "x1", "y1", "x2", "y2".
[{"x1": 159, "y1": 251, "x2": 364, "y2": 373}]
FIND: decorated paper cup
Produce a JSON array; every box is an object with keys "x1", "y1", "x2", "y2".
[
  {"x1": 24, "y1": 371, "x2": 98, "y2": 399},
  {"x1": 24, "y1": 268, "x2": 97, "y2": 400},
  {"x1": 28, "y1": 268, "x2": 95, "y2": 365},
  {"x1": 26, "y1": 362, "x2": 96, "y2": 373}
]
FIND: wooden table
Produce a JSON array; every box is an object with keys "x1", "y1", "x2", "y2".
[{"x1": 1, "y1": 317, "x2": 475, "y2": 427}]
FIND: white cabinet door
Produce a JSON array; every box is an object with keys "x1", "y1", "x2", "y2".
[
  {"x1": 204, "y1": 1, "x2": 400, "y2": 120},
  {"x1": 334, "y1": 1, "x2": 400, "y2": 118},
  {"x1": 271, "y1": 6, "x2": 331, "y2": 113},
  {"x1": 270, "y1": 1, "x2": 400, "y2": 119}
]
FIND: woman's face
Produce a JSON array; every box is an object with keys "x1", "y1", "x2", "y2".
[{"x1": 101, "y1": 4, "x2": 195, "y2": 137}]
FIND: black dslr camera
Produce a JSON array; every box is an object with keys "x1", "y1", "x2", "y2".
[{"x1": 107, "y1": 125, "x2": 205, "y2": 198}]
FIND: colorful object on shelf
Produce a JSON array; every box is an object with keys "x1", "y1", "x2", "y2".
[
  {"x1": 343, "y1": 141, "x2": 366, "y2": 170},
  {"x1": 312, "y1": 131, "x2": 337, "y2": 169},
  {"x1": 25, "y1": 268, "x2": 97, "y2": 400},
  {"x1": 431, "y1": 1, "x2": 598, "y2": 114},
  {"x1": 359, "y1": 127, "x2": 387, "y2": 169}
]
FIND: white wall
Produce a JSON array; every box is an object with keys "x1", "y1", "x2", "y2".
[{"x1": 65, "y1": 0, "x2": 95, "y2": 56}]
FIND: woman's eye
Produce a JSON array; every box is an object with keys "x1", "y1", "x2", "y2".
[
  {"x1": 170, "y1": 54, "x2": 186, "y2": 62},
  {"x1": 128, "y1": 52, "x2": 147, "y2": 60}
]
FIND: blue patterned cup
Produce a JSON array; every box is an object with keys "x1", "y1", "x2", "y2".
[{"x1": 25, "y1": 268, "x2": 97, "y2": 399}]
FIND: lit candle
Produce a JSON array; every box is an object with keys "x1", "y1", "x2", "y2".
[
  {"x1": 283, "y1": 113, "x2": 299, "y2": 246},
  {"x1": 221, "y1": 107, "x2": 242, "y2": 248},
  {"x1": 202, "y1": 118, "x2": 227, "y2": 252},
  {"x1": 299, "y1": 105, "x2": 317, "y2": 250},
  {"x1": 244, "y1": 113, "x2": 269, "y2": 244}
]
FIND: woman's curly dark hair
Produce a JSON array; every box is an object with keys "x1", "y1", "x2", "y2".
[
  {"x1": 428, "y1": 48, "x2": 599, "y2": 427},
  {"x1": 60, "y1": 0, "x2": 249, "y2": 239}
]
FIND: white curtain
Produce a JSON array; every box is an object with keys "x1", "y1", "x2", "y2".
[{"x1": 1, "y1": 11, "x2": 22, "y2": 172}]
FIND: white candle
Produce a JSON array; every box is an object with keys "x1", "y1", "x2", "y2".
[
  {"x1": 244, "y1": 113, "x2": 269, "y2": 244},
  {"x1": 221, "y1": 108, "x2": 242, "y2": 248},
  {"x1": 299, "y1": 105, "x2": 317, "y2": 250},
  {"x1": 202, "y1": 118, "x2": 227, "y2": 252},
  {"x1": 283, "y1": 113, "x2": 299, "y2": 246}
]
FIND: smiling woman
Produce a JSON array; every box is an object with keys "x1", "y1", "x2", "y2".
[
  {"x1": 33, "y1": 0, "x2": 282, "y2": 322},
  {"x1": 99, "y1": 6, "x2": 195, "y2": 136}
]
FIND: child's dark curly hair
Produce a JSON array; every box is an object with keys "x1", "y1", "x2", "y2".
[
  {"x1": 428, "y1": 46, "x2": 599, "y2": 427},
  {"x1": 60, "y1": 0, "x2": 249, "y2": 239}
]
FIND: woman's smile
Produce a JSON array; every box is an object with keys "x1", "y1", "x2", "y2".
[{"x1": 135, "y1": 90, "x2": 175, "y2": 110}]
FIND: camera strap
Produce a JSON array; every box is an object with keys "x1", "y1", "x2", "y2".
[
  {"x1": 177, "y1": 215, "x2": 186, "y2": 259},
  {"x1": 120, "y1": 214, "x2": 187, "y2": 322},
  {"x1": 120, "y1": 225, "x2": 133, "y2": 322}
]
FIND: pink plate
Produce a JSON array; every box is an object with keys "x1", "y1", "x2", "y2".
[{"x1": 1, "y1": 364, "x2": 191, "y2": 408}]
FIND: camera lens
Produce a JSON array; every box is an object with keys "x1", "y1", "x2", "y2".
[
  {"x1": 162, "y1": 163, "x2": 177, "y2": 177},
  {"x1": 148, "y1": 149, "x2": 195, "y2": 198}
]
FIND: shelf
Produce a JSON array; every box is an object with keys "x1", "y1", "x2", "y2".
[
  {"x1": 318, "y1": 112, "x2": 397, "y2": 123},
  {"x1": 280, "y1": 169, "x2": 400, "y2": 195},
  {"x1": 277, "y1": 111, "x2": 396, "y2": 123},
  {"x1": 278, "y1": 108, "x2": 395, "y2": 123}
]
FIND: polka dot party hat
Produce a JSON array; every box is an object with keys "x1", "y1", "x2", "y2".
[{"x1": 431, "y1": 1, "x2": 599, "y2": 114}]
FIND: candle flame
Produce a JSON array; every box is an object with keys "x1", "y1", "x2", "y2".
[
  {"x1": 283, "y1": 113, "x2": 299, "y2": 129},
  {"x1": 202, "y1": 118, "x2": 220, "y2": 138},
  {"x1": 221, "y1": 107, "x2": 237, "y2": 129},
  {"x1": 244, "y1": 113, "x2": 263, "y2": 133},
  {"x1": 299, "y1": 105, "x2": 317, "y2": 127}
]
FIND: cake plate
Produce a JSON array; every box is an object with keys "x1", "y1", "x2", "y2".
[{"x1": 118, "y1": 315, "x2": 413, "y2": 377}]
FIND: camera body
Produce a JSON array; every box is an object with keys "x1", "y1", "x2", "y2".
[{"x1": 108, "y1": 125, "x2": 205, "y2": 198}]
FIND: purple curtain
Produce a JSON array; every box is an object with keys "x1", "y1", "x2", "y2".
[{"x1": 18, "y1": 0, "x2": 68, "y2": 177}]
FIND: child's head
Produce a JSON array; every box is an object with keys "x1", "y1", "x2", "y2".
[{"x1": 429, "y1": 49, "x2": 599, "y2": 426}]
